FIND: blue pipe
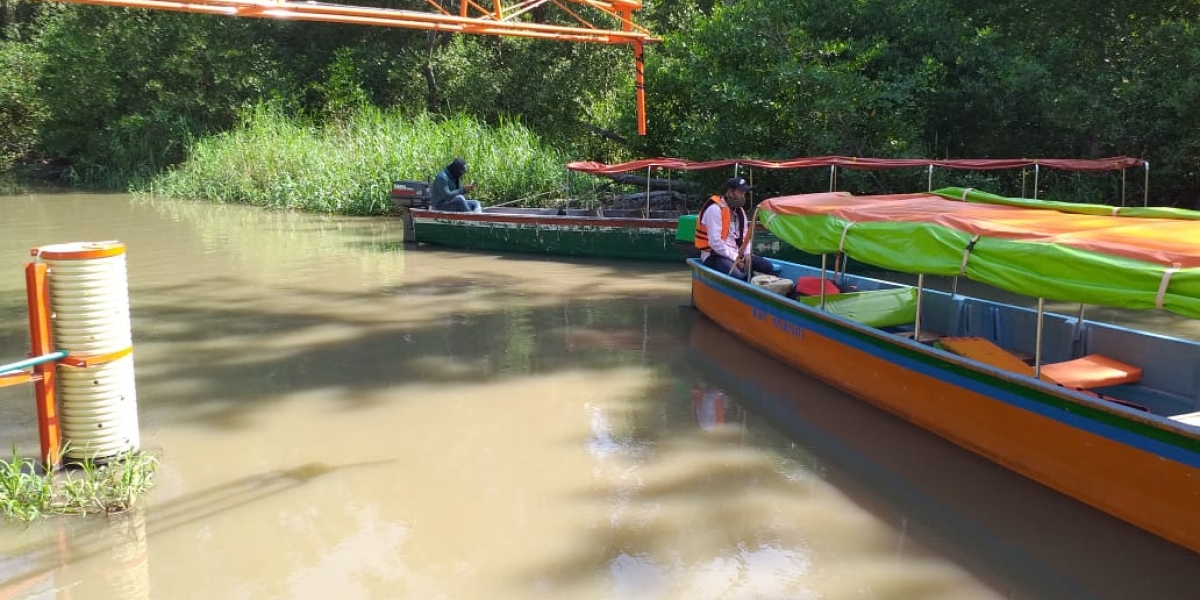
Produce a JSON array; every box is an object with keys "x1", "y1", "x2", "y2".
[{"x1": 0, "y1": 350, "x2": 67, "y2": 376}]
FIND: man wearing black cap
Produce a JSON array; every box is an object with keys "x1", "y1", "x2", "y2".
[{"x1": 694, "y1": 177, "x2": 778, "y2": 279}]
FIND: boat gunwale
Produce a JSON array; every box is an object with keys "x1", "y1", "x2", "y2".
[{"x1": 410, "y1": 207, "x2": 682, "y2": 229}]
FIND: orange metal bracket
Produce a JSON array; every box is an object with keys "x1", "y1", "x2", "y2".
[
  {"x1": 59, "y1": 346, "x2": 134, "y2": 368},
  {"x1": 0, "y1": 371, "x2": 36, "y2": 388}
]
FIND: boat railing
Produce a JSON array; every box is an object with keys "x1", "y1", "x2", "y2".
[
  {"x1": 598, "y1": 208, "x2": 683, "y2": 219},
  {"x1": 795, "y1": 266, "x2": 1200, "y2": 418}
]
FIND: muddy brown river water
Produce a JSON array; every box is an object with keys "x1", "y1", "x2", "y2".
[{"x1": 1, "y1": 191, "x2": 1197, "y2": 599}]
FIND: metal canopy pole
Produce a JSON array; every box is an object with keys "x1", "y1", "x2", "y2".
[
  {"x1": 1121, "y1": 168, "x2": 1127, "y2": 207},
  {"x1": 1144, "y1": 161, "x2": 1151, "y2": 207},
  {"x1": 1034, "y1": 298, "x2": 1045, "y2": 378},
  {"x1": 914, "y1": 274, "x2": 924, "y2": 342},
  {"x1": 1072, "y1": 304, "x2": 1087, "y2": 356},
  {"x1": 644, "y1": 165, "x2": 651, "y2": 215},
  {"x1": 819, "y1": 255, "x2": 829, "y2": 309}
]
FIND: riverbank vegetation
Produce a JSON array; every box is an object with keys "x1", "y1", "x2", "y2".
[
  {"x1": 148, "y1": 107, "x2": 569, "y2": 213},
  {"x1": 1, "y1": 1, "x2": 1197, "y2": 207},
  {"x1": 1, "y1": 448, "x2": 159, "y2": 521}
]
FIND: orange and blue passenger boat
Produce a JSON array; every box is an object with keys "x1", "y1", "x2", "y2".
[{"x1": 689, "y1": 187, "x2": 1200, "y2": 554}]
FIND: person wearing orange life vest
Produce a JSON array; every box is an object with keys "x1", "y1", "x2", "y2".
[
  {"x1": 695, "y1": 177, "x2": 779, "y2": 280},
  {"x1": 691, "y1": 379, "x2": 728, "y2": 430}
]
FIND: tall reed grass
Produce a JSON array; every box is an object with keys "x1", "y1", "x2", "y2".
[
  {"x1": 147, "y1": 106, "x2": 570, "y2": 214},
  {"x1": 0, "y1": 447, "x2": 159, "y2": 521}
]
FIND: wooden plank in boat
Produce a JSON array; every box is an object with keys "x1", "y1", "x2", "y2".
[{"x1": 937, "y1": 336, "x2": 1045, "y2": 379}]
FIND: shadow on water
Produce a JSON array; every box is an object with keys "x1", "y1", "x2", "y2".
[
  {"x1": 671, "y1": 317, "x2": 1200, "y2": 600},
  {"x1": 0, "y1": 459, "x2": 390, "y2": 598},
  {"x1": 2, "y1": 258, "x2": 694, "y2": 439},
  {"x1": 118, "y1": 275, "x2": 692, "y2": 428}
]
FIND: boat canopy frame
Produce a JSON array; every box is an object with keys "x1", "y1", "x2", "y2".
[{"x1": 567, "y1": 156, "x2": 1151, "y2": 209}]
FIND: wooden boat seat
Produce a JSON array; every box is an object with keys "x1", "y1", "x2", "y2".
[
  {"x1": 939, "y1": 338, "x2": 1144, "y2": 396},
  {"x1": 1040, "y1": 354, "x2": 1142, "y2": 389},
  {"x1": 937, "y1": 337, "x2": 1050, "y2": 380}
]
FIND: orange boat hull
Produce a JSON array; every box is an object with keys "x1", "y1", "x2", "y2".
[{"x1": 691, "y1": 262, "x2": 1200, "y2": 554}]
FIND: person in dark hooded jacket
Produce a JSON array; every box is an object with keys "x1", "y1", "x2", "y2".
[{"x1": 431, "y1": 158, "x2": 482, "y2": 212}]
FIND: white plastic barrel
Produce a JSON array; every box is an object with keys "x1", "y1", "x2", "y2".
[{"x1": 36, "y1": 241, "x2": 140, "y2": 462}]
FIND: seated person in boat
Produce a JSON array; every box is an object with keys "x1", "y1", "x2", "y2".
[
  {"x1": 695, "y1": 177, "x2": 778, "y2": 279},
  {"x1": 431, "y1": 158, "x2": 482, "y2": 212}
]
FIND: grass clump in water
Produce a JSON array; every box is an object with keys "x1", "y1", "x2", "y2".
[{"x1": 0, "y1": 447, "x2": 159, "y2": 521}]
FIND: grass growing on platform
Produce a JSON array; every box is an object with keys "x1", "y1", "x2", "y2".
[
  {"x1": 147, "y1": 105, "x2": 569, "y2": 215},
  {"x1": 0, "y1": 447, "x2": 159, "y2": 521}
]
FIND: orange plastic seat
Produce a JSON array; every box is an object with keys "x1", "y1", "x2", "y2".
[{"x1": 1040, "y1": 354, "x2": 1142, "y2": 389}]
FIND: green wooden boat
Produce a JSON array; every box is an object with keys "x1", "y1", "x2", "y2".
[
  {"x1": 399, "y1": 204, "x2": 824, "y2": 264},
  {"x1": 403, "y1": 205, "x2": 685, "y2": 262},
  {"x1": 391, "y1": 180, "x2": 686, "y2": 261},
  {"x1": 395, "y1": 202, "x2": 841, "y2": 266}
]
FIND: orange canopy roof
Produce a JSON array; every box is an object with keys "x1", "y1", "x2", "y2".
[{"x1": 760, "y1": 192, "x2": 1200, "y2": 268}]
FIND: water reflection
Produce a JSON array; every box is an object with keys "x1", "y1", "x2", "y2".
[
  {"x1": 684, "y1": 316, "x2": 1200, "y2": 600},
  {"x1": 689, "y1": 380, "x2": 740, "y2": 431},
  {"x1": 0, "y1": 508, "x2": 149, "y2": 600}
]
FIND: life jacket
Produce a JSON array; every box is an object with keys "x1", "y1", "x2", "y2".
[{"x1": 694, "y1": 195, "x2": 745, "y2": 252}]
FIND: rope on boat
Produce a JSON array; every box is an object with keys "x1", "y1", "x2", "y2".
[
  {"x1": 1157, "y1": 263, "x2": 1182, "y2": 309},
  {"x1": 960, "y1": 235, "x2": 981, "y2": 276}
]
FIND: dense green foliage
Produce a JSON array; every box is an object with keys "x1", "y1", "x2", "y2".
[
  {"x1": 150, "y1": 107, "x2": 567, "y2": 213},
  {"x1": 0, "y1": 38, "x2": 44, "y2": 169},
  {"x1": 1, "y1": 0, "x2": 1197, "y2": 206},
  {"x1": 641, "y1": 0, "x2": 1200, "y2": 204}
]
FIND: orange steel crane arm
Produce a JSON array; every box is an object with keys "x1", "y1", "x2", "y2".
[{"x1": 34, "y1": 0, "x2": 659, "y2": 133}]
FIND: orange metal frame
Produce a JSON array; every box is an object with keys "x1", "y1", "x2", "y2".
[
  {"x1": 25, "y1": 262, "x2": 61, "y2": 469},
  {"x1": 34, "y1": 0, "x2": 658, "y2": 133}
]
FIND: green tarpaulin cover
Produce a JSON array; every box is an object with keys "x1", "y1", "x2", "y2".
[{"x1": 758, "y1": 188, "x2": 1200, "y2": 319}]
